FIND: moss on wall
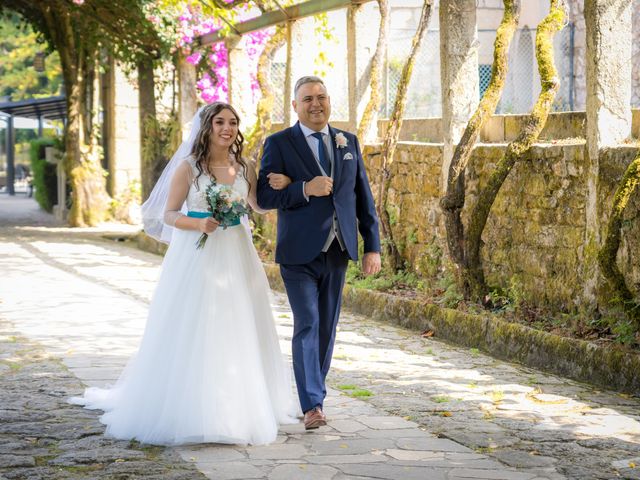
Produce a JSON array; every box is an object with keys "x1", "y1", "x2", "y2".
[{"x1": 361, "y1": 141, "x2": 637, "y2": 313}]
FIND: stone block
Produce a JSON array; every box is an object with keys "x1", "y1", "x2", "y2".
[
  {"x1": 269, "y1": 464, "x2": 338, "y2": 480},
  {"x1": 540, "y1": 112, "x2": 586, "y2": 140},
  {"x1": 311, "y1": 438, "x2": 395, "y2": 455},
  {"x1": 448, "y1": 467, "x2": 536, "y2": 479},
  {"x1": 504, "y1": 115, "x2": 527, "y2": 142},
  {"x1": 196, "y1": 461, "x2": 266, "y2": 479},
  {"x1": 247, "y1": 443, "x2": 309, "y2": 460},
  {"x1": 340, "y1": 463, "x2": 448, "y2": 480},
  {"x1": 481, "y1": 116, "x2": 505, "y2": 142}
]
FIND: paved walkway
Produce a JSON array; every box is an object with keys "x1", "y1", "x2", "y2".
[{"x1": 1, "y1": 195, "x2": 639, "y2": 480}]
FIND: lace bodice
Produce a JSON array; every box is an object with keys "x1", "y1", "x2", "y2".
[
  {"x1": 186, "y1": 161, "x2": 249, "y2": 213},
  {"x1": 163, "y1": 157, "x2": 250, "y2": 226}
]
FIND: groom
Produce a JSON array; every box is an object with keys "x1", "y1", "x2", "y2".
[{"x1": 257, "y1": 76, "x2": 381, "y2": 430}]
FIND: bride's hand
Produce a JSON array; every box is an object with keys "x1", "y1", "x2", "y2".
[
  {"x1": 267, "y1": 173, "x2": 292, "y2": 190},
  {"x1": 199, "y1": 217, "x2": 219, "y2": 234}
]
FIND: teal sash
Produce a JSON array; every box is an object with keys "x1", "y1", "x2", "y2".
[{"x1": 187, "y1": 211, "x2": 241, "y2": 227}]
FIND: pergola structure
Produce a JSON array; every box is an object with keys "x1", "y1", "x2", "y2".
[{"x1": 0, "y1": 95, "x2": 66, "y2": 195}]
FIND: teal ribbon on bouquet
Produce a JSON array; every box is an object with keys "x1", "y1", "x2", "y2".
[
  {"x1": 187, "y1": 211, "x2": 241, "y2": 227},
  {"x1": 187, "y1": 210, "x2": 240, "y2": 227}
]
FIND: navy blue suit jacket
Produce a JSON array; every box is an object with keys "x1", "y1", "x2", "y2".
[{"x1": 257, "y1": 122, "x2": 381, "y2": 265}]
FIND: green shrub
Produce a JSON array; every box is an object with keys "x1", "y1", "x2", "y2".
[{"x1": 29, "y1": 138, "x2": 58, "y2": 212}]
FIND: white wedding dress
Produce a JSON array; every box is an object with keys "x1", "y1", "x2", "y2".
[{"x1": 70, "y1": 165, "x2": 299, "y2": 446}]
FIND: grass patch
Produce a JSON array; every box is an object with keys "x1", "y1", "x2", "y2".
[
  {"x1": 139, "y1": 445, "x2": 164, "y2": 460},
  {"x1": 332, "y1": 354, "x2": 350, "y2": 361},
  {"x1": 34, "y1": 455, "x2": 56, "y2": 467},
  {"x1": 1, "y1": 360, "x2": 22, "y2": 372},
  {"x1": 128, "y1": 439, "x2": 164, "y2": 460},
  {"x1": 526, "y1": 376, "x2": 539, "y2": 386},
  {"x1": 337, "y1": 384, "x2": 373, "y2": 398},
  {"x1": 432, "y1": 395, "x2": 451, "y2": 403},
  {"x1": 349, "y1": 389, "x2": 373, "y2": 398},
  {"x1": 475, "y1": 446, "x2": 496, "y2": 454}
]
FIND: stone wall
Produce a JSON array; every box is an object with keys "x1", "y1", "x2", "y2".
[
  {"x1": 598, "y1": 147, "x2": 640, "y2": 302},
  {"x1": 262, "y1": 113, "x2": 639, "y2": 312},
  {"x1": 361, "y1": 141, "x2": 639, "y2": 312}
]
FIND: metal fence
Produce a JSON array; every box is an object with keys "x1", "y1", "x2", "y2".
[
  {"x1": 381, "y1": 23, "x2": 578, "y2": 118},
  {"x1": 633, "y1": 49, "x2": 640, "y2": 108},
  {"x1": 381, "y1": 30, "x2": 442, "y2": 118},
  {"x1": 270, "y1": 61, "x2": 287, "y2": 123},
  {"x1": 488, "y1": 24, "x2": 577, "y2": 113},
  {"x1": 268, "y1": 21, "x2": 627, "y2": 122}
]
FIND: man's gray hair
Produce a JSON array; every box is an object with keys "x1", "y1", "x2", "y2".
[{"x1": 294, "y1": 76, "x2": 325, "y2": 97}]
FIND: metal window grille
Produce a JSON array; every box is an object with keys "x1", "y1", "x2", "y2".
[{"x1": 478, "y1": 64, "x2": 492, "y2": 99}]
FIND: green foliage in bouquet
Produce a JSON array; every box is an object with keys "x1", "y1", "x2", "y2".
[{"x1": 196, "y1": 182, "x2": 249, "y2": 249}]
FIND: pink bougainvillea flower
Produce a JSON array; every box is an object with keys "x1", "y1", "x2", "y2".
[
  {"x1": 186, "y1": 52, "x2": 202, "y2": 65},
  {"x1": 197, "y1": 75, "x2": 214, "y2": 90},
  {"x1": 72, "y1": 0, "x2": 84, "y2": 4},
  {"x1": 177, "y1": 10, "x2": 272, "y2": 104}
]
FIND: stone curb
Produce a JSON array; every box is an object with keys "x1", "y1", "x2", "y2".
[
  {"x1": 136, "y1": 233, "x2": 640, "y2": 396},
  {"x1": 260, "y1": 264, "x2": 640, "y2": 397}
]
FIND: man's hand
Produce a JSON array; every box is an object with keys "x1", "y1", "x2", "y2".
[
  {"x1": 304, "y1": 176, "x2": 333, "y2": 197},
  {"x1": 362, "y1": 252, "x2": 381, "y2": 276}
]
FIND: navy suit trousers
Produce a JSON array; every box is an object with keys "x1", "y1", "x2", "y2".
[{"x1": 280, "y1": 240, "x2": 349, "y2": 413}]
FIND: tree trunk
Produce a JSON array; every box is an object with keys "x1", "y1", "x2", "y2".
[
  {"x1": 377, "y1": 0, "x2": 434, "y2": 271},
  {"x1": 67, "y1": 47, "x2": 111, "y2": 227},
  {"x1": 41, "y1": 3, "x2": 110, "y2": 227},
  {"x1": 598, "y1": 152, "x2": 640, "y2": 325},
  {"x1": 440, "y1": 0, "x2": 520, "y2": 282},
  {"x1": 356, "y1": 0, "x2": 388, "y2": 142},
  {"x1": 464, "y1": 0, "x2": 567, "y2": 300},
  {"x1": 245, "y1": 25, "x2": 286, "y2": 165},
  {"x1": 138, "y1": 57, "x2": 159, "y2": 201}
]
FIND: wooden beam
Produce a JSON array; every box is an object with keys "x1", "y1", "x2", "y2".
[{"x1": 198, "y1": 0, "x2": 372, "y2": 46}]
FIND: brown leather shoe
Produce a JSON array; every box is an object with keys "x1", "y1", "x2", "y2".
[{"x1": 303, "y1": 407, "x2": 327, "y2": 430}]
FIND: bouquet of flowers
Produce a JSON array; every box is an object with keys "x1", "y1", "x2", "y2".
[{"x1": 196, "y1": 183, "x2": 249, "y2": 249}]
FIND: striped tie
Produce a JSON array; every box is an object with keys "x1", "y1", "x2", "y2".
[{"x1": 311, "y1": 132, "x2": 330, "y2": 174}]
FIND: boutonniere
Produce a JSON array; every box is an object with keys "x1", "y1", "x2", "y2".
[{"x1": 335, "y1": 132, "x2": 348, "y2": 149}]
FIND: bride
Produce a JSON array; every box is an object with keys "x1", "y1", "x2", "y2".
[{"x1": 70, "y1": 102, "x2": 299, "y2": 446}]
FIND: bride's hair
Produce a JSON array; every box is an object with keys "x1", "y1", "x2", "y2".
[{"x1": 191, "y1": 102, "x2": 249, "y2": 192}]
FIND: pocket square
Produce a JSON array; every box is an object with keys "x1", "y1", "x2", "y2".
[{"x1": 343, "y1": 152, "x2": 354, "y2": 160}]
